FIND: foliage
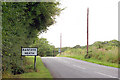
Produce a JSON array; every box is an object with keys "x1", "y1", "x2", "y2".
[
  {"x1": 20, "y1": 56, "x2": 52, "y2": 78},
  {"x1": 2, "y1": 2, "x2": 62, "y2": 75},
  {"x1": 60, "y1": 40, "x2": 120, "y2": 66},
  {"x1": 2, "y1": 56, "x2": 52, "y2": 78},
  {"x1": 31, "y1": 38, "x2": 55, "y2": 57},
  {"x1": 73, "y1": 45, "x2": 81, "y2": 48}
]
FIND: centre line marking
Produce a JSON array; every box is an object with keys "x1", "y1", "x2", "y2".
[
  {"x1": 96, "y1": 72, "x2": 117, "y2": 78},
  {"x1": 73, "y1": 65, "x2": 86, "y2": 69}
]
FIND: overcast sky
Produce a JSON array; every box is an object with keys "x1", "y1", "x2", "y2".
[{"x1": 39, "y1": 0, "x2": 119, "y2": 48}]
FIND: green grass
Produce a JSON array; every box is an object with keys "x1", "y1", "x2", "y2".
[
  {"x1": 57, "y1": 55, "x2": 119, "y2": 68},
  {"x1": 20, "y1": 56, "x2": 52, "y2": 78},
  {"x1": 3, "y1": 56, "x2": 52, "y2": 78},
  {"x1": 57, "y1": 45, "x2": 120, "y2": 68}
]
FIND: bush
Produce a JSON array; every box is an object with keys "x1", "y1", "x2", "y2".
[
  {"x1": 61, "y1": 40, "x2": 119, "y2": 65},
  {"x1": 11, "y1": 64, "x2": 24, "y2": 75}
]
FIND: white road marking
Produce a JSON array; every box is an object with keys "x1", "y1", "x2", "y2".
[
  {"x1": 96, "y1": 72, "x2": 117, "y2": 78},
  {"x1": 73, "y1": 65, "x2": 86, "y2": 69}
]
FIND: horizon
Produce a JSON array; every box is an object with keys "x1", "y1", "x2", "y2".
[{"x1": 49, "y1": 39, "x2": 118, "y2": 48}]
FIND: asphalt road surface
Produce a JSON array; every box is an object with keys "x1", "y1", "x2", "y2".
[{"x1": 41, "y1": 57, "x2": 119, "y2": 79}]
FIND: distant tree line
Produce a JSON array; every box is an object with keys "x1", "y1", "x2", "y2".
[
  {"x1": 61, "y1": 39, "x2": 120, "y2": 53},
  {"x1": 31, "y1": 38, "x2": 55, "y2": 57}
]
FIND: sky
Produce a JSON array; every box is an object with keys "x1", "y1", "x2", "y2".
[{"x1": 39, "y1": 0, "x2": 119, "y2": 48}]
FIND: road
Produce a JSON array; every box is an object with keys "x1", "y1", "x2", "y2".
[{"x1": 41, "y1": 57, "x2": 119, "y2": 80}]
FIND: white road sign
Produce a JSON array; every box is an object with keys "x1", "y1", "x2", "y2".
[{"x1": 21, "y1": 48, "x2": 37, "y2": 56}]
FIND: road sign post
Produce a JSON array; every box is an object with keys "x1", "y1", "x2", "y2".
[
  {"x1": 34, "y1": 56, "x2": 36, "y2": 71},
  {"x1": 21, "y1": 47, "x2": 37, "y2": 72}
]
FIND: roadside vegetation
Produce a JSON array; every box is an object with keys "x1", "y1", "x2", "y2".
[
  {"x1": 20, "y1": 56, "x2": 52, "y2": 78},
  {"x1": 57, "y1": 40, "x2": 120, "y2": 68},
  {"x1": 3, "y1": 56, "x2": 52, "y2": 78},
  {"x1": 2, "y1": 2, "x2": 62, "y2": 77},
  {"x1": 31, "y1": 38, "x2": 55, "y2": 57}
]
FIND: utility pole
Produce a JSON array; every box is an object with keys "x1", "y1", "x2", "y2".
[
  {"x1": 87, "y1": 8, "x2": 89, "y2": 56},
  {"x1": 52, "y1": 49, "x2": 53, "y2": 57},
  {"x1": 60, "y1": 33, "x2": 62, "y2": 55}
]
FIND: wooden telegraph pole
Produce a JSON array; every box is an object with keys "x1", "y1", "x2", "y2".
[
  {"x1": 52, "y1": 48, "x2": 53, "y2": 57},
  {"x1": 87, "y1": 8, "x2": 89, "y2": 57}
]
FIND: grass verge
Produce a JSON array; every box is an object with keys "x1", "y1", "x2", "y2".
[
  {"x1": 3, "y1": 56, "x2": 52, "y2": 78},
  {"x1": 57, "y1": 55, "x2": 119, "y2": 68},
  {"x1": 20, "y1": 56, "x2": 52, "y2": 78}
]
